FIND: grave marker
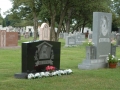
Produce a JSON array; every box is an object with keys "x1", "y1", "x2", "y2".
[
  {"x1": 6, "y1": 32, "x2": 18, "y2": 46},
  {"x1": 78, "y1": 12, "x2": 112, "y2": 69},
  {"x1": 65, "y1": 35, "x2": 77, "y2": 47},
  {"x1": 0, "y1": 30, "x2": 18, "y2": 47},
  {"x1": 39, "y1": 23, "x2": 50, "y2": 40},
  {"x1": 14, "y1": 40, "x2": 61, "y2": 78},
  {"x1": 116, "y1": 33, "x2": 120, "y2": 46}
]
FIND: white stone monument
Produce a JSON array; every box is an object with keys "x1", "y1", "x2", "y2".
[{"x1": 39, "y1": 23, "x2": 50, "y2": 40}]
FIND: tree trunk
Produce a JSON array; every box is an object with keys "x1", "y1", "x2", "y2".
[
  {"x1": 81, "y1": 20, "x2": 86, "y2": 33},
  {"x1": 66, "y1": 8, "x2": 72, "y2": 33},
  {"x1": 50, "y1": 13, "x2": 56, "y2": 41},
  {"x1": 33, "y1": 12, "x2": 38, "y2": 41},
  {"x1": 57, "y1": 8, "x2": 68, "y2": 41}
]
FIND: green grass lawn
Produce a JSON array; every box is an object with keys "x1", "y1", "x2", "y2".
[{"x1": 0, "y1": 37, "x2": 120, "y2": 90}]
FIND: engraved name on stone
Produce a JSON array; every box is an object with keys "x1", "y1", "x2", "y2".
[
  {"x1": 99, "y1": 38, "x2": 110, "y2": 42},
  {"x1": 35, "y1": 60, "x2": 53, "y2": 66}
]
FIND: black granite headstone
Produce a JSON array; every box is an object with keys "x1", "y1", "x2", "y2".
[{"x1": 14, "y1": 40, "x2": 61, "y2": 79}]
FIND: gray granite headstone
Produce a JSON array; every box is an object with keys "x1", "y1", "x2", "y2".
[
  {"x1": 65, "y1": 35, "x2": 77, "y2": 47},
  {"x1": 76, "y1": 33, "x2": 83, "y2": 45},
  {"x1": 111, "y1": 32, "x2": 116, "y2": 40},
  {"x1": 118, "y1": 28, "x2": 120, "y2": 33},
  {"x1": 78, "y1": 12, "x2": 112, "y2": 69},
  {"x1": 81, "y1": 34, "x2": 85, "y2": 42},
  {"x1": 64, "y1": 33, "x2": 69, "y2": 39},
  {"x1": 88, "y1": 33, "x2": 92, "y2": 40},
  {"x1": 116, "y1": 33, "x2": 120, "y2": 46},
  {"x1": 59, "y1": 33, "x2": 64, "y2": 38}
]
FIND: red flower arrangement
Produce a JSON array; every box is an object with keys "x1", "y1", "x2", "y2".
[{"x1": 45, "y1": 65, "x2": 56, "y2": 72}]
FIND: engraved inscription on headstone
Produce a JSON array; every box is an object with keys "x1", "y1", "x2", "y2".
[
  {"x1": 65, "y1": 35, "x2": 76, "y2": 47},
  {"x1": 34, "y1": 42, "x2": 54, "y2": 66},
  {"x1": 68, "y1": 38, "x2": 75, "y2": 44},
  {"x1": 97, "y1": 14, "x2": 111, "y2": 59},
  {"x1": 76, "y1": 33, "x2": 83, "y2": 45}
]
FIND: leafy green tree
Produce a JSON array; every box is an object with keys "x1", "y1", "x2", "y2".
[
  {"x1": 41, "y1": 0, "x2": 111, "y2": 41},
  {"x1": 70, "y1": 0, "x2": 111, "y2": 33},
  {"x1": 10, "y1": 0, "x2": 42, "y2": 40},
  {"x1": 41, "y1": 0, "x2": 77, "y2": 41},
  {"x1": 0, "y1": 14, "x2": 3, "y2": 25},
  {"x1": 8, "y1": 0, "x2": 113, "y2": 41},
  {"x1": 109, "y1": 0, "x2": 120, "y2": 30}
]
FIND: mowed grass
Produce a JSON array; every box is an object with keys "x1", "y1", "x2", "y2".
[{"x1": 0, "y1": 37, "x2": 120, "y2": 90}]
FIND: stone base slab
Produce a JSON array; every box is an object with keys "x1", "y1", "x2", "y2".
[
  {"x1": 14, "y1": 73, "x2": 28, "y2": 79},
  {"x1": 78, "y1": 59, "x2": 108, "y2": 70}
]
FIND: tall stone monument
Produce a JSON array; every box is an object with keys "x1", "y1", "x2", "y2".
[
  {"x1": 78, "y1": 12, "x2": 112, "y2": 69},
  {"x1": 39, "y1": 23, "x2": 50, "y2": 40}
]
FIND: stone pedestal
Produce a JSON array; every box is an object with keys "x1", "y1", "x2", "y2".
[
  {"x1": 111, "y1": 44, "x2": 117, "y2": 56},
  {"x1": 78, "y1": 46, "x2": 107, "y2": 70},
  {"x1": 78, "y1": 59, "x2": 107, "y2": 70},
  {"x1": 86, "y1": 46, "x2": 96, "y2": 59},
  {"x1": 116, "y1": 34, "x2": 120, "y2": 46}
]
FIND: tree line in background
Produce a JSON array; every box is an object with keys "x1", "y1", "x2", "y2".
[{"x1": 0, "y1": 0, "x2": 120, "y2": 41}]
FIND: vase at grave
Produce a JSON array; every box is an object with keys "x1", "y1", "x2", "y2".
[
  {"x1": 109, "y1": 63, "x2": 117, "y2": 68},
  {"x1": 86, "y1": 46, "x2": 96, "y2": 60},
  {"x1": 111, "y1": 44, "x2": 117, "y2": 56}
]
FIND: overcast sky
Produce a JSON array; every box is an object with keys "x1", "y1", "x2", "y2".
[{"x1": 0, "y1": 0, "x2": 12, "y2": 18}]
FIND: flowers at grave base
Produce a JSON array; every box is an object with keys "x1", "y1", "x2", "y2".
[
  {"x1": 87, "y1": 40, "x2": 94, "y2": 46},
  {"x1": 27, "y1": 69, "x2": 73, "y2": 79},
  {"x1": 118, "y1": 59, "x2": 120, "y2": 62},
  {"x1": 111, "y1": 39, "x2": 116, "y2": 46},
  {"x1": 106, "y1": 53, "x2": 118, "y2": 63},
  {"x1": 28, "y1": 73, "x2": 35, "y2": 79},
  {"x1": 45, "y1": 65, "x2": 56, "y2": 72}
]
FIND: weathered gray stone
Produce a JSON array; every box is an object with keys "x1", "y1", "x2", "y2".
[
  {"x1": 65, "y1": 35, "x2": 77, "y2": 47},
  {"x1": 76, "y1": 33, "x2": 83, "y2": 45},
  {"x1": 59, "y1": 33, "x2": 64, "y2": 38},
  {"x1": 116, "y1": 33, "x2": 120, "y2": 46}
]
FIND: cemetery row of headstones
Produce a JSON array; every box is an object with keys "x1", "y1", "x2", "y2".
[
  {"x1": 64, "y1": 33, "x2": 86, "y2": 47},
  {"x1": 59, "y1": 32, "x2": 86, "y2": 47},
  {"x1": 0, "y1": 12, "x2": 120, "y2": 79}
]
